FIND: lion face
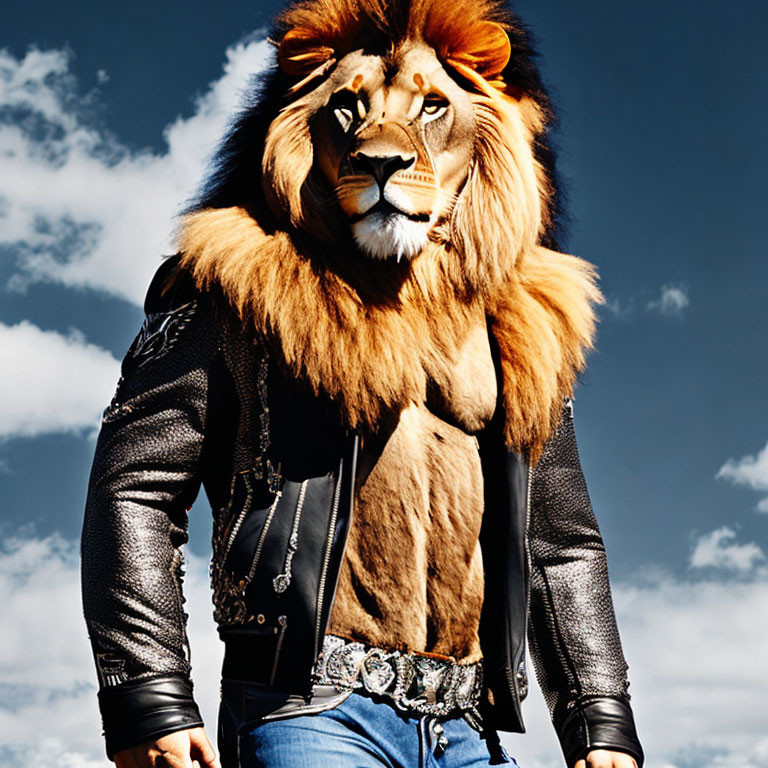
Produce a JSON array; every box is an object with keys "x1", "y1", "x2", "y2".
[
  {"x1": 309, "y1": 43, "x2": 475, "y2": 261},
  {"x1": 258, "y1": 0, "x2": 556, "y2": 284}
]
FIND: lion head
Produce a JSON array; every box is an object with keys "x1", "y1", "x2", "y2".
[
  {"x1": 307, "y1": 41, "x2": 476, "y2": 262},
  {"x1": 257, "y1": 0, "x2": 557, "y2": 283},
  {"x1": 176, "y1": 0, "x2": 600, "y2": 459},
  {"x1": 182, "y1": 0, "x2": 561, "y2": 285}
]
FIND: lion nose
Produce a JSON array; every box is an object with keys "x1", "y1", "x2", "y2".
[{"x1": 349, "y1": 152, "x2": 415, "y2": 186}]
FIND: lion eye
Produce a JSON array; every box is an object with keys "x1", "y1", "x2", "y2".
[
  {"x1": 334, "y1": 107, "x2": 354, "y2": 132},
  {"x1": 421, "y1": 96, "x2": 449, "y2": 123}
]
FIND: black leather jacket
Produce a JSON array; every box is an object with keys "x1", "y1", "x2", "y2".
[{"x1": 81, "y1": 257, "x2": 643, "y2": 766}]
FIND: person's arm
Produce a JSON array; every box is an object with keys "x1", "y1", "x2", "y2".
[
  {"x1": 81, "y1": 257, "x2": 219, "y2": 760},
  {"x1": 527, "y1": 400, "x2": 644, "y2": 768}
]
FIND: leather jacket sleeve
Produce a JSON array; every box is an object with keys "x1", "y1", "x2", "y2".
[
  {"x1": 527, "y1": 401, "x2": 644, "y2": 767},
  {"x1": 80, "y1": 258, "x2": 218, "y2": 758}
]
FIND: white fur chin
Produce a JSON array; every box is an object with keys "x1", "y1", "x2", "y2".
[{"x1": 351, "y1": 213, "x2": 429, "y2": 261}]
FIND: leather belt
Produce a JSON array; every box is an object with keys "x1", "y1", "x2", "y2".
[{"x1": 312, "y1": 634, "x2": 484, "y2": 719}]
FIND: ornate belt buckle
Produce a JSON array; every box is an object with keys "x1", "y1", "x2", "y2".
[
  {"x1": 360, "y1": 648, "x2": 398, "y2": 694},
  {"x1": 322, "y1": 638, "x2": 366, "y2": 689},
  {"x1": 451, "y1": 663, "x2": 481, "y2": 710},
  {"x1": 396, "y1": 655, "x2": 452, "y2": 714}
]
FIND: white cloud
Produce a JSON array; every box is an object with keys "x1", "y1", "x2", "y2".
[
  {"x1": 0, "y1": 530, "x2": 220, "y2": 768},
  {"x1": 603, "y1": 283, "x2": 690, "y2": 320},
  {"x1": 0, "y1": 531, "x2": 105, "y2": 767},
  {"x1": 0, "y1": 320, "x2": 120, "y2": 439},
  {"x1": 689, "y1": 526, "x2": 765, "y2": 573},
  {"x1": 602, "y1": 294, "x2": 634, "y2": 318},
  {"x1": 646, "y1": 283, "x2": 689, "y2": 316},
  {"x1": 0, "y1": 40, "x2": 274, "y2": 306},
  {"x1": 717, "y1": 441, "x2": 768, "y2": 513},
  {"x1": 611, "y1": 565, "x2": 768, "y2": 768}
]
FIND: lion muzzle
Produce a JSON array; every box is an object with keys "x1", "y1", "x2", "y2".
[
  {"x1": 335, "y1": 126, "x2": 441, "y2": 260},
  {"x1": 349, "y1": 151, "x2": 416, "y2": 187}
]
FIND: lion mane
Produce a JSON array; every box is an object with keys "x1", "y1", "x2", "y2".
[{"x1": 175, "y1": 0, "x2": 602, "y2": 461}]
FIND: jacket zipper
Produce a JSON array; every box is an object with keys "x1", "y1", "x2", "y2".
[
  {"x1": 246, "y1": 489, "x2": 282, "y2": 582},
  {"x1": 269, "y1": 614, "x2": 288, "y2": 685},
  {"x1": 313, "y1": 456, "x2": 344, "y2": 658},
  {"x1": 520, "y1": 460, "x2": 533, "y2": 697},
  {"x1": 273, "y1": 480, "x2": 309, "y2": 594},
  {"x1": 221, "y1": 472, "x2": 253, "y2": 563},
  {"x1": 503, "y1": 459, "x2": 533, "y2": 712}
]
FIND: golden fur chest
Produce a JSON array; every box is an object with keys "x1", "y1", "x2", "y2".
[{"x1": 327, "y1": 315, "x2": 497, "y2": 661}]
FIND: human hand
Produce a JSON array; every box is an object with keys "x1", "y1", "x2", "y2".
[
  {"x1": 574, "y1": 749, "x2": 638, "y2": 768},
  {"x1": 113, "y1": 727, "x2": 219, "y2": 768}
]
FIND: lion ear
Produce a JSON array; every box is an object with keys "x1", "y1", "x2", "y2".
[
  {"x1": 446, "y1": 21, "x2": 511, "y2": 86},
  {"x1": 278, "y1": 27, "x2": 336, "y2": 77}
]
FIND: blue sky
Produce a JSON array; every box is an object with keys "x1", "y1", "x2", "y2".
[{"x1": 1, "y1": 1, "x2": 767, "y2": 766}]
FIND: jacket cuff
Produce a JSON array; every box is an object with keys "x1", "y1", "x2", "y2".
[
  {"x1": 557, "y1": 696, "x2": 644, "y2": 768},
  {"x1": 98, "y1": 675, "x2": 204, "y2": 760}
]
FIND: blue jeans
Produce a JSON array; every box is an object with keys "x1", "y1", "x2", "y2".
[{"x1": 218, "y1": 687, "x2": 518, "y2": 768}]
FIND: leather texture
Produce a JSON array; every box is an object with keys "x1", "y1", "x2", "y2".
[
  {"x1": 527, "y1": 407, "x2": 643, "y2": 765},
  {"x1": 81, "y1": 256, "x2": 643, "y2": 765},
  {"x1": 81, "y1": 260, "x2": 217, "y2": 757},
  {"x1": 558, "y1": 696, "x2": 643, "y2": 767},
  {"x1": 81, "y1": 263, "x2": 214, "y2": 674},
  {"x1": 98, "y1": 676, "x2": 204, "y2": 759}
]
